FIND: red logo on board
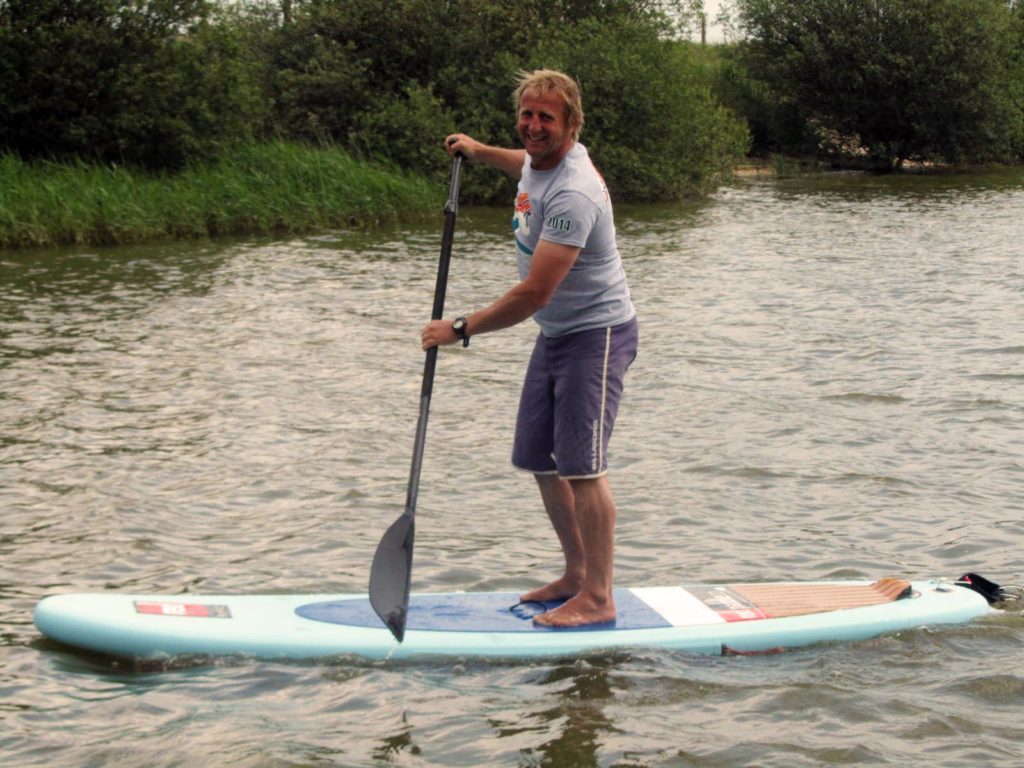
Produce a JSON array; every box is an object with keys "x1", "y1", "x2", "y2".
[{"x1": 691, "y1": 587, "x2": 768, "y2": 622}]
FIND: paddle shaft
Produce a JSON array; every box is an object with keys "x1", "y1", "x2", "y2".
[
  {"x1": 405, "y1": 155, "x2": 463, "y2": 513},
  {"x1": 369, "y1": 152, "x2": 463, "y2": 642}
]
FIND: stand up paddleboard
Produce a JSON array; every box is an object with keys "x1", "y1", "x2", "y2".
[{"x1": 34, "y1": 575, "x2": 1007, "y2": 661}]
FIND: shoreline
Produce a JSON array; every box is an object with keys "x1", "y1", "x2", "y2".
[{"x1": 5, "y1": 150, "x2": 1021, "y2": 251}]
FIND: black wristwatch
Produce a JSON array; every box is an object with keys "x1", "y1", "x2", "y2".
[{"x1": 452, "y1": 316, "x2": 470, "y2": 347}]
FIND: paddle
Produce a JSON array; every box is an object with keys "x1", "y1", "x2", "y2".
[{"x1": 369, "y1": 148, "x2": 464, "y2": 642}]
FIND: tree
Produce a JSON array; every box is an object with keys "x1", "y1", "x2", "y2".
[
  {"x1": 259, "y1": 0, "x2": 746, "y2": 200},
  {"x1": 0, "y1": 0, "x2": 263, "y2": 169},
  {"x1": 534, "y1": 17, "x2": 749, "y2": 198},
  {"x1": 736, "y1": 0, "x2": 1024, "y2": 168}
]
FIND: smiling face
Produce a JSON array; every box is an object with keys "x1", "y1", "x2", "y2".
[{"x1": 517, "y1": 90, "x2": 576, "y2": 171}]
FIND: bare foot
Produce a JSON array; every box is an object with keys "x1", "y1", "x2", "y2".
[
  {"x1": 532, "y1": 592, "x2": 615, "y2": 628},
  {"x1": 519, "y1": 575, "x2": 582, "y2": 604}
]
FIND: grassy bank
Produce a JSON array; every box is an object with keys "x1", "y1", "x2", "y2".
[{"x1": 0, "y1": 142, "x2": 442, "y2": 249}]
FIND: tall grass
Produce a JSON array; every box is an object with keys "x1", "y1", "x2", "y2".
[{"x1": 0, "y1": 142, "x2": 442, "y2": 249}]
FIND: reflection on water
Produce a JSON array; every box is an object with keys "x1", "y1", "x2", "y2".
[
  {"x1": 530, "y1": 660, "x2": 616, "y2": 767},
  {"x1": 2, "y1": 169, "x2": 1023, "y2": 766}
]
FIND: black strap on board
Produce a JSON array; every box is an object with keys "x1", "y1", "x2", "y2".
[{"x1": 956, "y1": 573, "x2": 1007, "y2": 604}]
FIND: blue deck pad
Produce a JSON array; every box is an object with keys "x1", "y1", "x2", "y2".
[{"x1": 296, "y1": 589, "x2": 672, "y2": 633}]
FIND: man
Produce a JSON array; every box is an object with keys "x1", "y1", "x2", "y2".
[{"x1": 421, "y1": 69, "x2": 637, "y2": 627}]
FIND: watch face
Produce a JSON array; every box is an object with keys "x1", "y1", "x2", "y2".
[{"x1": 453, "y1": 317, "x2": 469, "y2": 346}]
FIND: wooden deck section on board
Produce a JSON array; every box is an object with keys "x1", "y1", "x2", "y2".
[{"x1": 729, "y1": 578, "x2": 913, "y2": 619}]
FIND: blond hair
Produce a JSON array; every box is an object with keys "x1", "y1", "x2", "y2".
[{"x1": 514, "y1": 69, "x2": 584, "y2": 142}]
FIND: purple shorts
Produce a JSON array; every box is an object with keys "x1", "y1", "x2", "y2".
[{"x1": 512, "y1": 317, "x2": 638, "y2": 479}]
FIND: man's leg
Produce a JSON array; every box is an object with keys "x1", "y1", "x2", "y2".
[
  {"x1": 520, "y1": 473, "x2": 585, "y2": 603},
  {"x1": 533, "y1": 475, "x2": 617, "y2": 627}
]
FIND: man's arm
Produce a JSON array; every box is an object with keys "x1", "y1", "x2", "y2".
[
  {"x1": 420, "y1": 240, "x2": 580, "y2": 349},
  {"x1": 446, "y1": 133, "x2": 526, "y2": 179}
]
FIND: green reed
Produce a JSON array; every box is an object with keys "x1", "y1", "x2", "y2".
[{"x1": 0, "y1": 142, "x2": 442, "y2": 249}]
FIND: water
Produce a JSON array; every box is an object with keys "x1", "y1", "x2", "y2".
[{"x1": 3, "y1": 169, "x2": 1023, "y2": 767}]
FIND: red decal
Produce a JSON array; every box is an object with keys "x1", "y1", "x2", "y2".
[
  {"x1": 134, "y1": 601, "x2": 231, "y2": 618},
  {"x1": 717, "y1": 608, "x2": 769, "y2": 623}
]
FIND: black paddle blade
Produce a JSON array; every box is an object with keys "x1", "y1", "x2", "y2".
[{"x1": 369, "y1": 513, "x2": 415, "y2": 642}]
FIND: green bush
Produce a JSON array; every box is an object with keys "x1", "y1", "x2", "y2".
[
  {"x1": 257, "y1": 0, "x2": 741, "y2": 201},
  {"x1": 532, "y1": 18, "x2": 750, "y2": 199},
  {"x1": 5, "y1": 0, "x2": 1022, "y2": 193},
  {"x1": 708, "y1": 44, "x2": 819, "y2": 158},
  {"x1": 350, "y1": 84, "x2": 457, "y2": 180},
  {"x1": 0, "y1": 0, "x2": 263, "y2": 169},
  {"x1": 735, "y1": 0, "x2": 1024, "y2": 168},
  {"x1": 262, "y1": 0, "x2": 534, "y2": 197}
]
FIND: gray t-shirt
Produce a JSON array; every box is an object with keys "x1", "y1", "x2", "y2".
[{"x1": 513, "y1": 143, "x2": 635, "y2": 337}]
